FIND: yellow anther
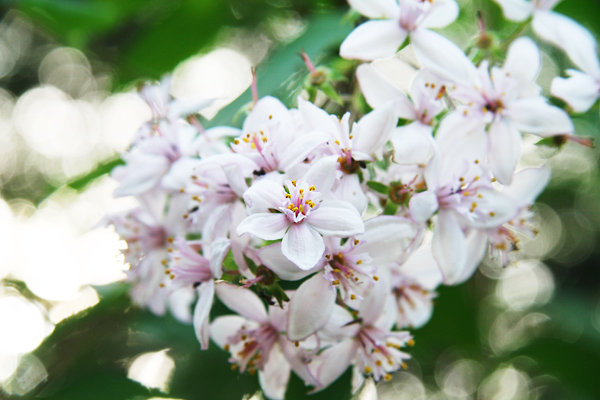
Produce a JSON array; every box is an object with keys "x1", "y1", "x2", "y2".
[
  {"x1": 299, "y1": 189, "x2": 304, "y2": 195},
  {"x1": 333, "y1": 268, "x2": 341, "y2": 273},
  {"x1": 234, "y1": 139, "x2": 240, "y2": 145},
  {"x1": 408, "y1": 339, "x2": 415, "y2": 346},
  {"x1": 291, "y1": 180, "x2": 297, "y2": 187},
  {"x1": 260, "y1": 130, "x2": 264, "y2": 135},
  {"x1": 250, "y1": 142, "x2": 256, "y2": 149},
  {"x1": 224, "y1": 344, "x2": 230, "y2": 351},
  {"x1": 373, "y1": 276, "x2": 379, "y2": 281},
  {"x1": 262, "y1": 137, "x2": 268, "y2": 142},
  {"x1": 401, "y1": 363, "x2": 408, "y2": 370},
  {"x1": 161, "y1": 259, "x2": 168, "y2": 266},
  {"x1": 489, "y1": 211, "x2": 495, "y2": 217},
  {"x1": 474, "y1": 176, "x2": 479, "y2": 181},
  {"x1": 179, "y1": 188, "x2": 185, "y2": 193},
  {"x1": 164, "y1": 269, "x2": 171, "y2": 275},
  {"x1": 354, "y1": 239, "x2": 359, "y2": 245},
  {"x1": 285, "y1": 193, "x2": 291, "y2": 198},
  {"x1": 463, "y1": 110, "x2": 469, "y2": 116},
  {"x1": 478, "y1": 194, "x2": 483, "y2": 198},
  {"x1": 309, "y1": 185, "x2": 316, "y2": 191},
  {"x1": 376, "y1": 360, "x2": 382, "y2": 366},
  {"x1": 332, "y1": 280, "x2": 340, "y2": 285},
  {"x1": 357, "y1": 260, "x2": 363, "y2": 265},
  {"x1": 474, "y1": 159, "x2": 479, "y2": 164},
  {"x1": 269, "y1": 115, "x2": 273, "y2": 119},
  {"x1": 170, "y1": 275, "x2": 175, "y2": 280},
  {"x1": 231, "y1": 364, "x2": 238, "y2": 370},
  {"x1": 364, "y1": 366, "x2": 372, "y2": 374},
  {"x1": 463, "y1": 191, "x2": 470, "y2": 196},
  {"x1": 384, "y1": 374, "x2": 392, "y2": 381},
  {"x1": 167, "y1": 248, "x2": 173, "y2": 252},
  {"x1": 299, "y1": 204, "x2": 304, "y2": 213},
  {"x1": 242, "y1": 138, "x2": 250, "y2": 143},
  {"x1": 459, "y1": 177, "x2": 465, "y2": 182},
  {"x1": 491, "y1": 178, "x2": 497, "y2": 182},
  {"x1": 335, "y1": 140, "x2": 340, "y2": 145},
  {"x1": 295, "y1": 341, "x2": 299, "y2": 347},
  {"x1": 349, "y1": 135, "x2": 353, "y2": 139},
  {"x1": 288, "y1": 204, "x2": 295, "y2": 210},
  {"x1": 159, "y1": 283, "x2": 165, "y2": 288},
  {"x1": 471, "y1": 202, "x2": 477, "y2": 209},
  {"x1": 351, "y1": 294, "x2": 356, "y2": 300}
]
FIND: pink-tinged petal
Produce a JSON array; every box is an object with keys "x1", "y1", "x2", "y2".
[
  {"x1": 348, "y1": 0, "x2": 400, "y2": 19},
  {"x1": 353, "y1": 375, "x2": 377, "y2": 399},
  {"x1": 281, "y1": 224, "x2": 325, "y2": 270},
  {"x1": 356, "y1": 63, "x2": 411, "y2": 111},
  {"x1": 306, "y1": 201, "x2": 365, "y2": 237},
  {"x1": 319, "y1": 305, "x2": 361, "y2": 343},
  {"x1": 533, "y1": 11, "x2": 600, "y2": 77},
  {"x1": 492, "y1": 0, "x2": 533, "y2": 21},
  {"x1": 360, "y1": 268, "x2": 391, "y2": 325},
  {"x1": 279, "y1": 338, "x2": 320, "y2": 387},
  {"x1": 287, "y1": 273, "x2": 336, "y2": 341},
  {"x1": 340, "y1": 20, "x2": 408, "y2": 61},
  {"x1": 503, "y1": 165, "x2": 551, "y2": 207},
  {"x1": 503, "y1": 37, "x2": 540, "y2": 90},
  {"x1": 391, "y1": 122, "x2": 435, "y2": 165},
  {"x1": 352, "y1": 102, "x2": 397, "y2": 158},
  {"x1": 421, "y1": 0, "x2": 459, "y2": 29},
  {"x1": 161, "y1": 157, "x2": 202, "y2": 191},
  {"x1": 357, "y1": 216, "x2": 421, "y2": 265},
  {"x1": 373, "y1": 284, "x2": 398, "y2": 331},
  {"x1": 278, "y1": 133, "x2": 327, "y2": 171},
  {"x1": 488, "y1": 118, "x2": 521, "y2": 185},
  {"x1": 551, "y1": 70, "x2": 600, "y2": 113},
  {"x1": 168, "y1": 287, "x2": 195, "y2": 324},
  {"x1": 259, "y1": 344, "x2": 291, "y2": 400},
  {"x1": 210, "y1": 315, "x2": 251, "y2": 348},
  {"x1": 168, "y1": 97, "x2": 213, "y2": 120},
  {"x1": 335, "y1": 174, "x2": 369, "y2": 214},
  {"x1": 409, "y1": 190, "x2": 439, "y2": 222},
  {"x1": 215, "y1": 282, "x2": 268, "y2": 323},
  {"x1": 243, "y1": 175, "x2": 285, "y2": 214},
  {"x1": 258, "y1": 243, "x2": 321, "y2": 281},
  {"x1": 452, "y1": 229, "x2": 488, "y2": 285},
  {"x1": 399, "y1": 247, "x2": 443, "y2": 290},
  {"x1": 236, "y1": 213, "x2": 289, "y2": 240},
  {"x1": 396, "y1": 287, "x2": 434, "y2": 329},
  {"x1": 313, "y1": 339, "x2": 358, "y2": 391},
  {"x1": 208, "y1": 237, "x2": 231, "y2": 279},
  {"x1": 298, "y1": 96, "x2": 339, "y2": 134},
  {"x1": 506, "y1": 97, "x2": 573, "y2": 137},
  {"x1": 432, "y1": 210, "x2": 467, "y2": 285},
  {"x1": 193, "y1": 280, "x2": 214, "y2": 350},
  {"x1": 222, "y1": 163, "x2": 248, "y2": 198},
  {"x1": 411, "y1": 29, "x2": 477, "y2": 86},
  {"x1": 112, "y1": 155, "x2": 169, "y2": 197},
  {"x1": 243, "y1": 96, "x2": 290, "y2": 133}
]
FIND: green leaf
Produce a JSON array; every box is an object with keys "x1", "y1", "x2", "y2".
[
  {"x1": 366, "y1": 180, "x2": 390, "y2": 195},
  {"x1": 382, "y1": 200, "x2": 399, "y2": 215},
  {"x1": 319, "y1": 81, "x2": 344, "y2": 106}
]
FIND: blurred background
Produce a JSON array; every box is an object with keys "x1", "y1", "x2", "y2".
[{"x1": 0, "y1": 0, "x2": 599, "y2": 399}]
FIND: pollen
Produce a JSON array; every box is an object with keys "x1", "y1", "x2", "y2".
[
  {"x1": 285, "y1": 193, "x2": 291, "y2": 198},
  {"x1": 309, "y1": 185, "x2": 316, "y2": 191},
  {"x1": 159, "y1": 283, "x2": 165, "y2": 288},
  {"x1": 262, "y1": 137, "x2": 268, "y2": 142},
  {"x1": 349, "y1": 135, "x2": 353, "y2": 139},
  {"x1": 401, "y1": 363, "x2": 408, "y2": 370},
  {"x1": 373, "y1": 276, "x2": 379, "y2": 281},
  {"x1": 291, "y1": 180, "x2": 297, "y2": 187},
  {"x1": 250, "y1": 142, "x2": 256, "y2": 149},
  {"x1": 332, "y1": 280, "x2": 340, "y2": 285},
  {"x1": 295, "y1": 341, "x2": 299, "y2": 347},
  {"x1": 335, "y1": 140, "x2": 340, "y2": 145},
  {"x1": 408, "y1": 339, "x2": 415, "y2": 346},
  {"x1": 384, "y1": 374, "x2": 392, "y2": 381},
  {"x1": 234, "y1": 139, "x2": 240, "y2": 144},
  {"x1": 356, "y1": 260, "x2": 363, "y2": 265},
  {"x1": 489, "y1": 211, "x2": 495, "y2": 217},
  {"x1": 351, "y1": 294, "x2": 356, "y2": 300},
  {"x1": 354, "y1": 239, "x2": 359, "y2": 245},
  {"x1": 376, "y1": 360, "x2": 382, "y2": 366},
  {"x1": 364, "y1": 366, "x2": 372, "y2": 374}
]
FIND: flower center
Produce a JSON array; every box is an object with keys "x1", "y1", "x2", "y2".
[{"x1": 281, "y1": 179, "x2": 321, "y2": 222}]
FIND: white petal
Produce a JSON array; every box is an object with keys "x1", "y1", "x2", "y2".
[
  {"x1": 208, "y1": 237, "x2": 231, "y2": 279},
  {"x1": 409, "y1": 190, "x2": 439, "y2": 222},
  {"x1": 335, "y1": 174, "x2": 369, "y2": 214},
  {"x1": 533, "y1": 11, "x2": 600, "y2": 77},
  {"x1": 340, "y1": 20, "x2": 408, "y2": 61},
  {"x1": 492, "y1": 0, "x2": 533, "y2": 21},
  {"x1": 210, "y1": 315, "x2": 249, "y2": 348},
  {"x1": 313, "y1": 339, "x2": 358, "y2": 391},
  {"x1": 452, "y1": 229, "x2": 488, "y2": 285},
  {"x1": 287, "y1": 273, "x2": 336, "y2": 341},
  {"x1": 222, "y1": 163, "x2": 248, "y2": 198},
  {"x1": 551, "y1": 70, "x2": 600, "y2": 113},
  {"x1": 421, "y1": 0, "x2": 460, "y2": 29},
  {"x1": 302, "y1": 155, "x2": 338, "y2": 194},
  {"x1": 193, "y1": 280, "x2": 214, "y2": 350},
  {"x1": 243, "y1": 175, "x2": 285, "y2": 214},
  {"x1": 358, "y1": 216, "x2": 421, "y2": 265},
  {"x1": 258, "y1": 242, "x2": 321, "y2": 281},
  {"x1": 215, "y1": 282, "x2": 268, "y2": 323},
  {"x1": 356, "y1": 63, "x2": 409, "y2": 110},
  {"x1": 360, "y1": 269, "x2": 392, "y2": 325},
  {"x1": 398, "y1": 247, "x2": 443, "y2": 290},
  {"x1": 467, "y1": 189, "x2": 519, "y2": 229},
  {"x1": 348, "y1": 0, "x2": 400, "y2": 19},
  {"x1": 259, "y1": 344, "x2": 291, "y2": 400},
  {"x1": 281, "y1": 224, "x2": 325, "y2": 270},
  {"x1": 488, "y1": 118, "x2": 521, "y2": 185},
  {"x1": 168, "y1": 97, "x2": 213, "y2": 119},
  {"x1": 432, "y1": 210, "x2": 467, "y2": 285},
  {"x1": 306, "y1": 201, "x2": 365, "y2": 237},
  {"x1": 352, "y1": 101, "x2": 397, "y2": 158},
  {"x1": 243, "y1": 96, "x2": 290, "y2": 133},
  {"x1": 506, "y1": 97, "x2": 574, "y2": 137},
  {"x1": 411, "y1": 29, "x2": 477, "y2": 86},
  {"x1": 503, "y1": 165, "x2": 551, "y2": 206},
  {"x1": 391, "y1": 122, "x2": 434, "y2": 165},
  {"x1": 278, "y1": 133, "x2": 327, "y2": 171},
  {"x1": 278, "y1": 338, "x2": 320, "y2": 387},
  {"x1": 503, "y1": 37, "x2": 540, "y2": 90},
  {"x1": 236, "y1": 213, "x2": 289, "y2": 240}
]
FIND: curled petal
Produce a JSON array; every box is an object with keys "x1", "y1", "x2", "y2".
[
  {"x1": 215, "y1": 282, "x2": 268, "y2": 323},
  {"x1": 258, "y1": 242, "x2": 321, "y2": 281},
  {"x1": 352, "y1": 102, "x2": 397, "y2": 158},
  {"x1": 313, "y1": 339, "x2": 358, "y2": 391},
  {"x1": 492, "y1": 0, "x2": 533, "y2": 21},
  {"x1": 210, "y1": 315, "x2": 249, "y2": 348},
  {"x1": 194, "y1": 280, "x2": 215, "y2": 350},
  {"x1": 551, "y1": 70, "x2": 600, "y2": 113},
  {"x1": 506, "y1": 98, "x2": 574, "y2": 137},
  {"x1": 236, "y1": 213, "x2": 289, "y2": 240},
  {"x1": 356, "y1": 63, "x2": 409, "y2": 111},
  {"x1": 409, "y1": 190, "x2": 439, "y2": 223},
  {"x1": 432, "y1": 210, "x2": 467, "y2": 285},
  {"x1": 208, "y1": 237, "x2": 231, "y2": 279},
  {"x1": 306, "y1": 201, "x2": 365, "y2": 237},
  {"x1": 259, "y1": 344, "x2": 292, "y2": 400},
  {"x1": 391, "y1": 122, "x2": 435, "y2": 165},
  {"x1": 335, "y1": 174, "x2": 369, "y2": 214},
  {"x1": 503, "y1": 37, "x2": 541, "y2": 91},
  {"x1": 287, "y1": 273, "x2": 336, "y2": 341}
]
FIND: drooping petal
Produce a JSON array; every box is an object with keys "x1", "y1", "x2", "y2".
[
  {"x1": 352, "y1": 101, "x2": 397, "y2": 158},
  {"x1": 281, "y1": 223, "x2": 325, "y2": 270},
  {"x1": 236, "y1": 213, "x2": 289, "y2": 240},
  {"x1": 398, "y1": 247, "x2": 443, "y2": 290},
  {"x1": 258, "y1": 344, "x2": 292, "y2": 400},
  {"x1": 488, "y1": 118, "x2": 521, "y2": 185},
  {"x1": 243, "y1": 175, "x2": 285, "y2": 214},
  {"x1": 287, "y1": 273, "x2": 336, "y2": 341},
  {"x1": 306, "y1": 201, "x2": 365, "y2": 237},
  {"x1": 411, "y1": 29, "x2": 477, "y2": 86},
  {"x1": 302, "y1": 155, "x2": 338, "y2": 194},
  {"x1": 409, "y1": 190, "x2": 439, "y2": 222},
  {"x1": 258, "y1": 242, "x2": 322, "y2": 281},
  {"x1": 340, "y1": 20, "x2": 408, "y2": 61},
  {"x1": 420, "y1": 0, "x2": 460, "y2": 29},
  {"x1": 208, "y1": 237, "x2": 231, "y2": 279},
  {"x1": 356, "y1": 63, "x2": 410, "y2": 111},
  {"x1": 278, "y1": 133, "x2": 327, "y2": 171},
  {"x1": 506, "y1": 97, "x2": 574, "y2": 137},
  {"x1": 279, "y1": 338, "x2": 320, "y2": 387},
  {"x1": 532, "y1": 10, "x2": 600, "y2": 77},
  {"x1": 360, "y1": 268, "x2": 392, "y2": 325},
  {"x1": 551, "y1": 70, "x2": 600, "y2": 113},
  {"x1": 357, "y1": 216, "x2": 421, "y2": 265},
  {"x1": 432, "y1": 210, "x2": 467, "y2": 285},
  {"x1": 348, "y1": 0, "x2": 400, "y2": 19},
  {"x1": 335, "y1": 174, "x2": 369, "y2": 214},
  {"x1": 503, "y1": 165, "x2": 551, "y2": 207},
  {"x1": 215, "y1": 282, "x2": 268, "y2": 323},
  {"x1": 452, "y1": 228, "x2": 488, "y2": 285},
  {"x1": 193, "y1": 280, "x2": 215, "y2": 350},
  {"x1": 492, "y1": 0, "x2": 533, "y2": 21},
  {"x1": 313, "y1": 339, "x2": 359, "y2": 391}
]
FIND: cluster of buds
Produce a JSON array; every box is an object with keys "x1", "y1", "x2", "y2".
[{"x1": 106, "y1": 0, "x2": 596, "y2": 398}]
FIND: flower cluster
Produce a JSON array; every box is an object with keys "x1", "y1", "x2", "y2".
[{"x1": 106, "y1": 0, "x2": 595, "y2": 398}]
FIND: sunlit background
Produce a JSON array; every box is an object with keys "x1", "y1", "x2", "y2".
[{"x1": 0, "y1": 0, "x2": 599, "y2": 399}]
